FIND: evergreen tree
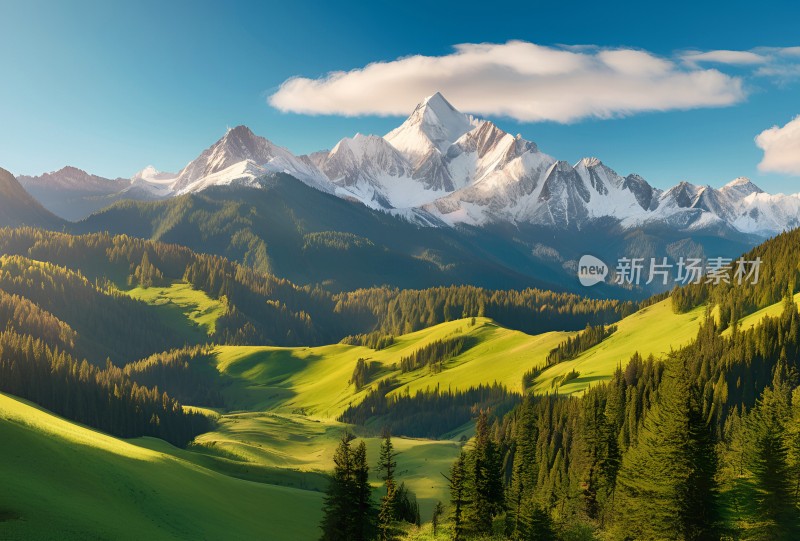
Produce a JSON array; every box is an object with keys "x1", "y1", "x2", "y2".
[
  {"x1": 745, "y1": 365, "x2": 798, "y2": 538},
  {"x1": 320, "y1": 433, "x2": 357, "y2": 541},
  {"x1": 378, "y1": 432, "x2": 400, "y2": 541},
  {"x1": 614, "y1": 361, "x2": 720, "y2": 540},
  {"x1": 448, "y1": 451, "x2": 470, "y2": 541},
  {"x1": 353, "y1": 441, "x2": 376, "y2": 541},
  {"x1": 467, "y1": 410, "x2": 504, "y2": 534},
  {"x1": 432, "y1": 501, "x2": 444, "y2": 537}
]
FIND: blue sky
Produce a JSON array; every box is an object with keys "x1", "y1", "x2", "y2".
[{"x1": 1, "y1": 0, "x2": 799, "y2": 193}]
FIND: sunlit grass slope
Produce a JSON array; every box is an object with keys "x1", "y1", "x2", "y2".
[
  {"x1": 125, "y1": 281, "x2": 227, "y2": 336},
  {"x1": 721, "y1": 292, "x2": 800, "y2": 336},
  {"x1": 532, "y1": 298, "x2": 708, "y2": 395},
  {"x1": 213, "y1": 318, "x2": 575, "y2": 417},
  {"x1": 190, "y1": 412, "x2": 459, "y2": 520},
  {"x1": 0, "y1": 393, "x2": 321, "y2": 541}
]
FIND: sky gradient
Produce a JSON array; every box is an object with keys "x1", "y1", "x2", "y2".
[{"x1": 2, "y1": 0, "x2": 799, "y2": 193}]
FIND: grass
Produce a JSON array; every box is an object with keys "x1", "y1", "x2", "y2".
[
  {"x1": 531, "y1": 298, "x2": 709, "y2": 395},
  {"x1": 188, "y1": 412, "x2": 460, "y2": 520},
  {"x1": 721, "y1": 292, "x2": 800, "y2": 336},
  {"x1": 212, "y1": 318, "x2": 574, "y2": 417},
  {"x1": 125, "y1": 281, "x2": 227, "y2": 336},
  {"x1": 0, "y1": 392, "x2": 322, "y2": 541}
]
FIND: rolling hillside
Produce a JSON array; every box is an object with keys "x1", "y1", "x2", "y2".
[
  {"x1": 0, "y1": 393, "x2": 323, "y2": 541},
  {"x1": 211, "y1": 317, "x2": 573, "y2": 417}
]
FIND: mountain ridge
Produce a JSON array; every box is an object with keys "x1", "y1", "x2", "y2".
[{"x1": 12, "y1": 93, "x2": 800, "y2": 239}]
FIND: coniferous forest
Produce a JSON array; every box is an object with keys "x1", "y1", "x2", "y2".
[{"x1": 1, "y1": 221, "x2": 800, "y2": 541}]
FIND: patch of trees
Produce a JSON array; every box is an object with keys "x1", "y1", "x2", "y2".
[
  {"x1": 0, "y1": 288, "x2": 75, "y2": 352},
  {"x1": 545, "y1": 323, "x2": 617, "y2": 366},
  {"x1": 670, "y1": 228, "x2": 800, "y2": 325},
  {"x1": 440, "y1": 292, "x2": 800, "y2": 539},
  {"x1": 0, "y1": 254, "x2": 188, "y2": 364},
  {"x1": 338, "y1": 381, "x2": 519, "y2": 439},
  {"x1": 319, "y1": 432, "x2": 419, "y2": 541},
  {"x1": 0, "y1": 330, "x2": 211, "y2": 446},
  {"x1": 398, "y1": 336, "x2": 472, "y2": 373},
  {"x1": 349, "y1": 358, "x2": 381, "y2": 391},
  {"x1": 0, "y1": 229, "x2": 641, "y2": 352},
  {"x1": 339, "y1": 332, "x2": 395, "y2": 350},
  {"x1": 335, "y1": 285, "x2": 636, "y2": 337},
  {"x1": 123, "y1": 346, "x2": 225, "y2": 407}
]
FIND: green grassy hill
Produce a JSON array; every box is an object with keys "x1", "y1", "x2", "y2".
[
  {"x1": 531, "y1": 298, "x2": 708, "y2": 395},
  {"x1": 212, "y1": 317, "x2": 574, "y2": 417},
  {"x1": 125, "y1": 281, "x2": 228, "y2": 336},
  {"x1": 0, "y1": 393, "x2": 322, "y2": 541}
]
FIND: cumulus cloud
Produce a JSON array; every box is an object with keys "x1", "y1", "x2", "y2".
[
  {"x1": 756, "y1": 116, "x2": 800, "y2": 175},
  {"x1": 269, "y1": 41, "x2": 745, "y2": 123}
]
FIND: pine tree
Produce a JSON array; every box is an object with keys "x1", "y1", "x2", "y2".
[
  {"x1": 353, "y1": 440, "x2": 376, "y2": 541},
  {"x1": 432, "y1": 501, "x2": 444, "y2": 537},
  {"x1": 518, "y1": 503, "x2": 557, "y2": 541},
  {"x1": 614, "y1": 361, "x2": 720, "y2": 540},
  {"x1": 320, "y1": 433, "x2": 357, "y2": 541},
  {"x1": 466, "y1": 410, "x2": 504, "y2": 535},
  {"x1": 746, "y1": 365, "x2": 798, "y2": 538},
  {"x1": 378, "y1": 432, "x2": 400, "y2": 541},
  {"x1": 448, "y1": 451, "x2": 470, "y2": 541}
]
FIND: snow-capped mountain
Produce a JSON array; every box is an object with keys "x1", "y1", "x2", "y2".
[
  {"x1": 170, "y1": 125, "x2": 332, "y2": 195},
  {"x1": 16, "y1": 93, "x2": 800, "y2": 238},
  {"x1": 18, "y1": 166, "x2": 128, "y2": 194}
]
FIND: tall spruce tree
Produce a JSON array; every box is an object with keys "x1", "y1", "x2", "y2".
[
  {"x1": 745, "y1": 365, "x2": 798, "y2": 538},
  {"x1": 614, "y1": 360, "x2": 720, "y2": 540},
  {"x1": 320, "y1": 433, "x2": 357, "y2": 541},
  {"x1": 353, "y1": 441, "x2": 376, "y2": 541},
  {"x1": 448, "y1": 451, "x2": 470, "y2": 541},
  {"x1": 378, "y1": 432, "x2": 400, "y2": 541},
  {"x1": 467, "y1": 410, "x2": 504, "y2": 535}
]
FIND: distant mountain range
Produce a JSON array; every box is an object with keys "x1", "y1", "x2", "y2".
[{"x1": 16, "y1": 93, "x2": 800, "y2": 238}]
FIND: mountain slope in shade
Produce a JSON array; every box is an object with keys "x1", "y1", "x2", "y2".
[
  {"x1": 0, "y1": 167, "x2": 63, "y2": 228},
  {"x1": 17, "y1": 166, "x2": 166, "y2": 220}
]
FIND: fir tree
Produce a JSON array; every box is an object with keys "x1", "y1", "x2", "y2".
[
  {"x1": 448, "y1": 451, "x2": 470, "y2": 541},
  {"x1": 614, "y1": 361, "x2": 720, "y2": 540}
]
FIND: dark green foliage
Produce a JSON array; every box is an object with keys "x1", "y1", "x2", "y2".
[
  {"x1": 338, "y1": 285, "x2": 635, "y2": 338},
  {"x1": 465, "y1": 410, "x2": 505, "y2": 534},
  {"x1": 319, "y1": 434, "x2": 377, "y2": 541},
  {"x1": 340, "y1": 332, "x2": 395, "y2": 350},
  {"x1": 338, "y1": 382, "x2": 519, "y2": 439},
  {"x1": 0, "y1": 253, "x2": 190, "y2": 364},
  {"x1": 448, "y1": 451, "x2": 470, "y2": 541},
  {"x1": 123, "y1": 346, "x2": 225, "y2": 407},
  {"x1": 0, "y1": 228, "x2": 635, "y2": 352},
  {"x1": 0, "y1": 330, "x2": 211, "y2": 446},
  {"x1": 350, "y1": 358, "x2": 370, "y2": 390},
  {"x1": 431, "y1": 501, "x2": 444, "y2": 537},
  {"x1": 546, "y1": 323, "x2": 616, "y2": 366},
  {"x1": 398, "y1": 336, "x2": 472, "y2": 373},
  {"x1": 614, "y1": 361, "x2": 721, "y2": 540},
  {"x1": 378, "y1": 433, "x2": 400, "y2": 541},
  {"x1": 0, "y1": 288, "x2": 76, "y2": 352}
]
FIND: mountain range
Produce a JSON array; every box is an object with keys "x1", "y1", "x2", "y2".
[{"x1": 16, "y1": 92, "x2": 800, "y2": 238}]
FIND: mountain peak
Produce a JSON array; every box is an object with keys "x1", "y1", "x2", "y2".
[
  {"x1": 385, "y1": 93, "x2": 477, "y2": 157},
  {"x1": 721, "y1": 176, "x2": 763, "y2": 198},
  {"x1": 578, "y1": 157, "x2": 603, "y2": 168}
]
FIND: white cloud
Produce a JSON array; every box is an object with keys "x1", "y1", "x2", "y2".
[
  {"x1": 756, "y1": 116, "x2": 800, "y2": 175},
  {"x1": 681, "y1": 49, "x2": 768, "y2": 66},
  {"x1": 269, "y1": 41, "x2": 745, "y2": 123}
]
